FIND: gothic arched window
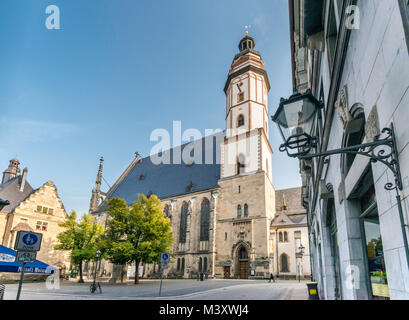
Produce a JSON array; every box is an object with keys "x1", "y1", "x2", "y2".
[
  {"x1": 200, "y1": 198, "x2": 210, "y2": 242},
  {"x1": 203, "y1": 257, "x2": 208, "y2": 272},
  {"x1": 279, "y1": 232, "x2": 283, "y2": 242},
  {"x1": 177, "y1": 258, "x2": 180, "y2": 272},
  {"x1": 164, "y1": 205, "x2": 170, "y2": 218},
  {"x1": 237, "y1": 115, "x2": 245, "y2": 127},
  {"x1": 237, "y1": 205, "x2": 242, "y2": 218},
  {"x1": 198, "y1": 257, "x2": 202, "y2": 273},
  {"x1": 179, "y1": 202, "x2": 188, "y2": 243},
  {"x1": 244, "y1": 204, "x2": 248, "y2": 217},
  {"x1": 284, "y1": 231, "x2": 288, "y2": 242},
  {"x1": 280, "y1": 253, "x2": 289, "y2": 272}
]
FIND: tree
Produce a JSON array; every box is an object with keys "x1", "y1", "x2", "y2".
[
  {"x1": 54, "y1": 211, "x2": 104, "y2": 283},
  {"x1": 103, "y1": 195, "x2": 173, "y2": 284}
]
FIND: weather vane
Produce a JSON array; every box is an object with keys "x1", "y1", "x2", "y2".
[{"x1": 245, "y1": 25, "x2": 251, "y2": 35}]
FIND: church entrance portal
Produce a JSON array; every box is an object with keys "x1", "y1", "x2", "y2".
[{"x1": 237, "y1": 246, "x2": 249, "y2": 279}]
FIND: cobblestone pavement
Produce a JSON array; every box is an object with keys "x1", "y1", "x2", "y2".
[{"x1": 3, "y1": 279, "x2": 308, "y2": 300}]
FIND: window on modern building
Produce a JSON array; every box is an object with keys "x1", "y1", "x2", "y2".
[
  {"x1": 244, "y1": 204, "x2": 248, "y2": 217},
  {"x1": 284, "y1": 231, "x2": 288, "y2": 242},
  {"x1": 179, "y1": 202, "x2": 188, "y2": 243},
  {"x1": 326, "y1": 0, "x2": 338, "y2": 71},
  {"x1": 238, "y1": 92, "x2": 245, "y2": 103},
  {"x1": 200, "y1": 198, "x2": 210, "y2": 242},
  {"x1": 280, "y1": 254, "x2": 289, "y2": 272},
  {"x1": 279, "y1": 232, "x2": 283, "y2": 242},
  {"x1": 237, "y1": 114, "x2": 245, "y2": 127},
  {"x1": 237, "y1": 205, "x2": 242, "y2": 218},
  {"x1": 342, "y1": 106, "x2": 366, "y2": 177}
]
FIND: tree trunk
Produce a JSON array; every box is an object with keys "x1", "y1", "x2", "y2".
[
  {"x1": 134, "y1": 260, "x2": 140, "y2": 284},
  {"x1": 120, "y1": 264, "x2": 124, "y2": 283},
  {"x1": 78, "y1": 261, "x2": 84, "y2": 283}
]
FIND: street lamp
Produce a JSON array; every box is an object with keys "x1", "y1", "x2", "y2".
[
  {"x1": 297, "y1": 244, "x2": 305, "y2": 283},
  {"x1": 90, "y1": 250, "x2": 102, "y2": 293},
  {"x1": 272, "y1": 90, "x2": 323, "y2": 158},
  {"x1": 0, "y1": 198, "x2": 10, "y2": 211},
  {"x1": 272, "y1": 89, "x2": 409, "y2": 272}
]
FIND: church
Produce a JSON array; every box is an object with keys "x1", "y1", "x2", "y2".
[{"x1": 90, "y1": 34, "x2": 310, "y2": 280}]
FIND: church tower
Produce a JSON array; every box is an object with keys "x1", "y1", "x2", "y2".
[
  {"x1": 215, "y1": 33, "x2": 276, "y2": 279},
  {"x1": 89, "y1": 157, "x2": 104, "y2": 213},
  {"x1": 221, "y1": 34, "x2": 273, "y2": 181}
]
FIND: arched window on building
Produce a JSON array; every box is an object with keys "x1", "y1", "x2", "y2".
[
  {"x1": 280, "y1": 253, "x2": 289, "y2": 272},
  {"x1": 177, "y1": 258, "x2": 181, "y2": 272},
  {"x1": 244, "y1": 204, "x2": 248, "y2": 217},
  {"x1": 279, "y1": 232, "x2": 283, "y2": 242},
  {"x1": 284, "y1": 231, "x2": 288, "y2": 242},
  {"x1": 203, "y1": 257, "x2": 208, "y2": 273},
  {"x1": 237, "y1": 114, "x2": 245, "y2": 127},
  {"x1": 181, "y1": 258, "x2": 185, "y2": 273},
  {"x1": 237, "y1": 205, "x2": 242, "y2": 218},
  {"x1": 164, "y1": 204, "x2": 170, "y2": 218},
  {"x1": 179, "y1": 202, "x2": 188, "y2": 243},
  {"x1": 200, "y1": 198, "x2": 210, "y2": 241},
  {"x1": 198, "y1": 257, "x2": 202, "y2": 273},
  {"x1": 237, "y1": 155, "x2": 245, "y2": 175},
  {"x1": 341, "y1": 104, "x2": 366, "y2": 177}
]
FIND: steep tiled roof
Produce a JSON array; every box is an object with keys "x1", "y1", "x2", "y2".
[
  {"x1": 0, "y1": 177, "x2": 34, "y2": 213},
  {"x1": 99, "y1": 133, "x2": 224, "y2": 209}
]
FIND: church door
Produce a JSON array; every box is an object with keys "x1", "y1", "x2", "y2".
[
  {"x1": 238, "y1": 246, "x2": 249, "y2": 279},
  {"x1": 224, "y1": 266, "x2": 231, "y2": 279}
]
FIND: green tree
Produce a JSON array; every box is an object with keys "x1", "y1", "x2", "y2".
[
  {"x1": 103, "y1": 195, "x2": 173, "y2": 284},
  {"x1": 54, "y1": 211, "x2": 104, "y2": 283}
]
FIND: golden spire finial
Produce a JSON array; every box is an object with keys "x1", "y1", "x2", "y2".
[{"x1": 245, "y1": 25, "x2": 250, "y2": 35}]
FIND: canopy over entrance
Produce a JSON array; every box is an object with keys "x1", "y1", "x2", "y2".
[{"x1": 0, "y1": 245, "x2": 55, "y2": 274}]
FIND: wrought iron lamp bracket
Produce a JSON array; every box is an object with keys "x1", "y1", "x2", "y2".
[{"x1": 280, "y1": 124, "x2": 403, "y2": 191}]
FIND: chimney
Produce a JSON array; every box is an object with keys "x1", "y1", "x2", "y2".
[{"x1": 19, "y1": 168, "x2": 28, "y2": 192}]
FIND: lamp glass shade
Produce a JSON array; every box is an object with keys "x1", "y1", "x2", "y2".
[{"x1": 273, "y1": 93, "x2": 320, "y2": 142}]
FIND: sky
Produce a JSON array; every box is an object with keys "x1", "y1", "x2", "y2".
[{"x1": 0, "y1": 0, "x2": 300, "y2": 215}]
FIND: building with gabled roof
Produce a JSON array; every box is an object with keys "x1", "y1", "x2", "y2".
[{"x1": 0, "y1": 158, "x2": 70, "y2": 270}]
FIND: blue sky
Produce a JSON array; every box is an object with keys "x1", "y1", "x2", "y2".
[{"x1": 0, "y1": 0, "x2": 300, "y2": 215}]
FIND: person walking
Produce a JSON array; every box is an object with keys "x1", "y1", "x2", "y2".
[{"x1": 269, "y1": 273, "x2": 275, "y2": 283}]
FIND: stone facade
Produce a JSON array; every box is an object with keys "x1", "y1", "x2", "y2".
[
  {"x1": 90, "y1": 34, "x2": 310, "y2": 281},
  {"x1": 289, "y1": 0, "x2": 409, "y2": 299},
  {"x1": 0, "y1": 159, "x2": 70, "y2": 269}
]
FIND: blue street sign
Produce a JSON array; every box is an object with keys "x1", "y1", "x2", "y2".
[{"x1": 160, "y1": 253, "x2": 169, "y2": 263}]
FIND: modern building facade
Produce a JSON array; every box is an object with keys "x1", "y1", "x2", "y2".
[
  {"x1": 90, "y1": 35, "x2": 311, "y2": 281},
  {"x1": 288, "y1": 0, "x2": 409, "y2": 299}
]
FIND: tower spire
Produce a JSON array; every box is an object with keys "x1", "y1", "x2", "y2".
[{"x1": 89, "y1": 156, "x2": 104, "y2": 213}]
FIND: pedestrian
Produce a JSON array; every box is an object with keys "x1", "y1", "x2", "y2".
[{"x1": 269, "y1": 273, "x2": 275, "y2": 283}]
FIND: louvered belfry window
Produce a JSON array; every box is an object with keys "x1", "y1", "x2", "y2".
[
  {"x1": 179, "y1": 202, "x2": 188, "y2": 243},
  {"x1": 200, "y1": 198, "x2": 210, "y2": 241}
]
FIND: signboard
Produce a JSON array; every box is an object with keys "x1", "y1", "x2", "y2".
[
  {"x1": 0, "y1": 253, "x2": 15, "y2": 263},
  {"x1": 16, "y1": 251, "x2": 37, "y2": 263},
  {"x1": 160, "y1": 253, "x2": 169, "y2": 263},
  {"x1": 14, "y1": 231, "x2": 42, "y2": 252}
]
